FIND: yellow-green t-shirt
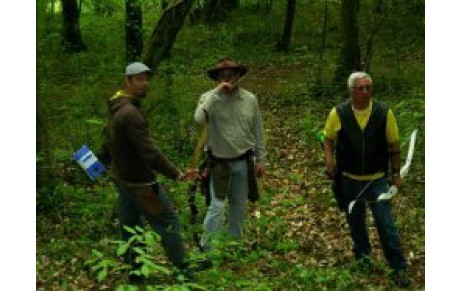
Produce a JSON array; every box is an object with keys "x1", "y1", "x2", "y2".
[{"x1": 323, "y1": 101, "x2": 399, "y2": 181}]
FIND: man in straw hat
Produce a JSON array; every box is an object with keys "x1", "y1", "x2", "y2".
[{"x1": 194, "y1": 57, "x2": 266, "y2": 251}]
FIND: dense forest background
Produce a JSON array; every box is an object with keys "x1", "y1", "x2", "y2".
[{"x1": 36, "y1": 0, "x2": 425, "y2": 289}]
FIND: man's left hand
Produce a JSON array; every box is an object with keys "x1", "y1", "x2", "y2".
[
  {"x1": 391, "y1": 176, "x2": 403, "y2": 188},
  {"x1": 178, "y1": 169, "x2": 199, "y2": 182}
]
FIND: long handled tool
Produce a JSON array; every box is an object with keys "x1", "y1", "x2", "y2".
[
  {"x1": 187, "y1": 126, "x2": 209, "y2": 250},
  {"x1": 376, "y1": 129, "x2": 418, "y2": 201},
  {"x1": 232, "y1": 74, "x2": 247, "y2": 86}
]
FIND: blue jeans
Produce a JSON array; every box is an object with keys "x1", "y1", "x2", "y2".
[
  {"x1": 340, "y1": 176, "x2": 407, "y2": 270},
  {"x1": 200, "y1": 159, "x2": 248, "y2": 251},
  {"x1": 115, "y1": 182, "x2": 186, "y2": 268}
]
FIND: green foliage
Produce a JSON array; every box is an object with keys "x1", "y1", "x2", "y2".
[
  {"x1": 36, "y1": 185, "x2": 64, "y2": 215},
  {"x1": 37, "y1": 0, "x2": 424, "y2": 289},
  {"x1": 299, "y1": 113, "x2": 323, "y2": 145},
  {"x1": 85, "y1": 249, "x2": 120, "y2": 283},
  {"x1": 84, "y1": 226, "x2": 209, "y2": 289}
]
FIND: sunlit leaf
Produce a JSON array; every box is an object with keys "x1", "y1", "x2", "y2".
[
  {"x1": 96, "y1": 268, "x2": 108, "y2": 282},
  {"x1": 116, "y1": 243, "x2": 130, "y2": 256}
]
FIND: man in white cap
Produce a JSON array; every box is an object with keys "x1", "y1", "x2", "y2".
[{"x1": 103, "y1": 62, "x2": 204, "y2": 283}]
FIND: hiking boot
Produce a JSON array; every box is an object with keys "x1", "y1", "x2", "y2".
[
  {"x1": 190, "y1": 258, "x2": 213, "y2": 272},
  {"x1": 351, "y1": 256, "x2": 373, "y2": 274},
  {"x1": 128, "y1": 273, "x2": 145, "y2": 285},
  {"x1": 174, "y1": 267, "x2": 195, "y2": 282},
  {"x1": 356, "y1": 256, "x2": 372, "y2": 268},
  {"x1": 390, "y1": 269, "x2": 410, "y2": 288}
]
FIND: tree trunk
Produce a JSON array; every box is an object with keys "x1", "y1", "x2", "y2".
[
  {"x1": 375, "y1": 0, "x2": 384, "y2": 14},
  {"x1": 227, "y1": 0, "x2": 239, "y2": 8},
  {"x1": 363, "y1": 2, "x2": 394, "y2": 72},
  {"x1": 276, "y1": 0, "x2": 297, "y2": 52},
  {"x1": 126, "y1": 0, "x2": 143, "y2": 62},
  {"x1": 256, "y1": 0, "x2": 273, "y2": 13},
  {"x1": 37, "y1": 97, "x2": 52, "y2": 188},
  {"x1": 334, "y1": 0, "x2": 360, "y2": 90},
  {"x1": 204, "y1": 0, "x2": 224, "y2": 23},
  {"x1": 318, "y1": 1, "x2": 328, "y2": 86},
  {"x1": 191, "y1": 0, "x2": 239, "y2": 24},
  {"x1": 161, "y1": 0, "x2": 168, "y2": 10},
  {"x1": 50, "y1": 0, "x2": 55, "y2": 20},
  {"x1": 94, "y1": 0, "x2": 115, "y2": 17},
  {"x1": 61, "y1": 0, "x2": 87, "y2": 52},
  {"x1": 142, "y1": 0, "x2": 193, "y2": 71}
]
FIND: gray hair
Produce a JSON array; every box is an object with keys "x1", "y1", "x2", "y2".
[{"x1": 347, "y1": 72, "x2": 372, "y2": 89}]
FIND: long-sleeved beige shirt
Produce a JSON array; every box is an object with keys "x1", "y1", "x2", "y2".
[{"x1": 194, "y1": 87, "x2": 266, "y2": 164}]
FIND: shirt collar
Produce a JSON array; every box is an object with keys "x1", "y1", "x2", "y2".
[{"x1": 351, "y1": 100, "x2": 373, "y2": 114}]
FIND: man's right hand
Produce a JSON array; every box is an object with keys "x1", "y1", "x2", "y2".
[
  {"x1": 326, "y1": 161, "x2": 337, "y2": 179},
  {"x1": 324, "y1": 138, "x2": 336, "y2": 179},
  {"x1": 217, "y1": 81, "x2": 234, "y2": 93}
]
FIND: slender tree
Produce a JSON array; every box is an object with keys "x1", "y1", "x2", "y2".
[
  {"x1": 334, "y1": 0, "x2": 360, "y2": 90},
  {"x1": 37, "y1": 97, "x2": 52, "y2": 189},
  {"x1": 256, "y1": 0, "x2": 273, "y2": 13},
  {"x1": 49, "y1": 0, "x2": 56, "y2": 21},
  {"x1": 94, "y1": 0, "x2": 115, "y2": 17},
  {"x1": 227, "y1": 0, "x2": 239, "y2": 8},
  {"x1": 61, "y1": 0, "x2": 87, "y2": 52},
  {"x1": 190, "y1": 0, "x2": 239, "y2": 24},
  {"x1": 276, "y1": 0, "x2": 297, "y2": 52},
  {"x1": 362, "y1": 1, "x2": 394, "y2": 72},
  {"x1": 203, "y1": 0, "x2": 224, "y2": 23},
  {"x1": 142, "y1": 0, "x2": 194, "y2": 71},
  {"x1": 126, "y1": 0, "x2": 143, "y2": 62},
  {"x1": 317, "y1": 0, "x2": 329, "y2": 86}
]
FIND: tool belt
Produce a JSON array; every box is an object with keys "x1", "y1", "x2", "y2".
[
  {"x1": 110, "y1": 172, "x2": 164, "y2": 215},
  {"x1": 127, "y1": 183, "x2": 164, "y2": 216},
  {"x1": 209, "y1": 150, "x2": 259, "y2": 202},
  {"x1": 211, "y1": 151, "x2": 251, "y2": 162}
]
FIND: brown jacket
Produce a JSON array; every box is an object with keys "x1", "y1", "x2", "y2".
[{"x1": 106, "y1": 92, "x2": 180, "y2": 184}]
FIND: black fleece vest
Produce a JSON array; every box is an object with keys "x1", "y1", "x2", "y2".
[{"x1": 335, "y1": 100, "x2": 389, "y2": 175}]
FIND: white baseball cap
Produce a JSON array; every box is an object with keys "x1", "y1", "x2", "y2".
[{"x1": 124, "y1": 62, "x2": 152, "y2": 76}]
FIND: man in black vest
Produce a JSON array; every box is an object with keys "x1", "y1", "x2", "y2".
[{"x1": 323, "y1": 72, "x2": 409, "y2": 288}]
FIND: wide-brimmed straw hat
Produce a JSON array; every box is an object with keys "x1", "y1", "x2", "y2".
[{"x1": 207, "y1": 59, "x2": 248, "y2": 80}]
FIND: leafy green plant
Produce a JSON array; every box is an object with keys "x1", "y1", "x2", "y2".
[
  {"x1": 85, "y1": 249, "x2": 123, "y2": 283},
  {"x1": 118, "y1": 226, "x2": 172, "y2": 278},
  {"x1": 85, "y1": 226, "x2": 207, "y2": 290},
  {"x1": 36, "y1": 185, "x2": 64, "y2": 215},
  {"x1": 85, "y1": 226, "x2": 171, "y2": 283}
]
